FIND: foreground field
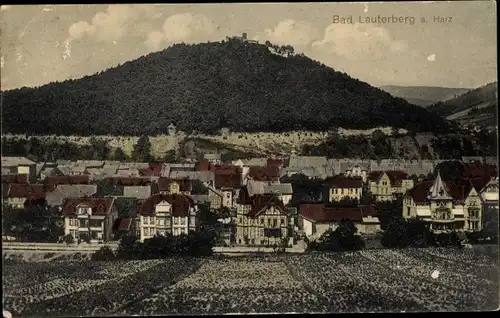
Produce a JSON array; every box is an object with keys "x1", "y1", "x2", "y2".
[{"x1": 2, "y1": 247, "x2": 498, "y2": 315}]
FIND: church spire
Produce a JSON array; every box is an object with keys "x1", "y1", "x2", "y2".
[{"x1": 428, "y1": 170, "x2": 452, "y2": 200}]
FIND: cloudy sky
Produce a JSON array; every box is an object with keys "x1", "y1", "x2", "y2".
[{"x1": 0, "y1": 2, "x2": 496, "y2": 90}]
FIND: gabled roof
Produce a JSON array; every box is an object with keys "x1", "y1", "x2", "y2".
[
  {"x1": 114, "y1": 218, "x2": 133, "y2": 231},
  {"x1": 139, "y1": 193, "x2": 194, "y2": 217},
  {"x1": 122, "y1": 186, "x2": 152, "y2": 199},
  {"x1": 1, "y1": 156, "x2": 36, "y2": 167},
  {"x1": 247, "y1": 194, "x2": 286, "y2": 217},
  {"x1": 139, "y1": 163, "x2": 164, "y2": 177},
  {"x1": 264, "y1": 183, "x2": 293, "y2": 195},
  {"x1": 247, "y1": 166, "x2": 280, "y2": 182},
  {"x1": 214, "y1": 169, "x2": 242, "y2": 189},
  {"x1": 1, "y1": 174, "x2": 28, "y2": 184},
  {"x1": 288, "y1": 156, "x2": 328, "y2": 169},
  {"x1": 327, "y1": 176, "x2": 363, "y2": 188},
  {"x1": 6, "y1": 183, "x2": 52, "y2": 200},
  {"x1": 103, "y1": 177, "x2": 152, "y2": 186},
  {"x1": 408, "y1": 177, "x2": 477, "y2": 203},
  {"x1": 46, "y1": 184, "x2": 98, "y2": 207},
  {"x1": 169, "y1": 171, "x2": 214, "y2": 183},
  {"x1": 158, "y1": 177, "x2": 192, "y2": 192},
  {"x1": 299, "y1": 204, "x2": 365, "y2": 222},
  {"x1": 462, "y1": 163, "x2": 497, "y2": 179},
  {"x1": 244, "y1": 158, "x2": 268, "y2": 167},
  {"x1": 62, "y1": 197, "x2": 115, "y2": 216},
  {"x1": 267, "y1": 158, "x2": 284, "y2": 167},
  {"x1": 385, "y1": 171, "x2": 409, "y2": 187},
  {"x1": 45, "y1": 175, "x2": 90, "y2": 186},
  {"x1": 195, "y1": 161, "x2": 213, "y2": 172}
]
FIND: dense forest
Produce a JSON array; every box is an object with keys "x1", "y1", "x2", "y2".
[
  {"x1": 427, "y1": 82, "x2": 498, "y2": 117},
  {"x1": 2, "y1": 39, "x2": 456, "y2": 135}
]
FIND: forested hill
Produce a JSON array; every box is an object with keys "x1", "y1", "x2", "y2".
[
  {"x1": 2, "y1": 40, "x2": 456, "y2": 136},
  {"x1": 427, "y1": 82, "x2": 498, "y2": 117}
]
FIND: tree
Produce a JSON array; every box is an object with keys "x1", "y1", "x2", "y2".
[
  {"x1": 311, "y1": 219, "x2": 365, "y2": 252},
  {"x1": 63, "y1": 234, "x2": 75, "y2": 245},
  {"x1": 163, "y1": 149, "x2": 177, "y2": 163},
  {"x1": 91, "y1": 246, "x2": 116, "y2": 261},
  {"x1": 132, "y1": 135, "x2": 153, "y2": 162},
  {"x1": 110, "y1": 147, "x2": 129, "y2": 161},
  {"x1": 434, "y1": 160, "x2": 464, "y2": 180}
]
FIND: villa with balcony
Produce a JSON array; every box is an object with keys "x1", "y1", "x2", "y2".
[
  {"x1": 403, "y1": 172, "x2": 484, "y2": 233},
  {"x1": 62, "y1": 196, "x2": 118, "y2": 243}
]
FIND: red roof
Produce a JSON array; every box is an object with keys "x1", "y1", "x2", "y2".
[
  {"x1": 45, "y1": 175, "x2": 90, "y2": 186},
  {"x1": 463, "y1": 163, "x2": 497, "y2": 179},
  {"x1": 195, "y1": 161, "x2": 213, "y2": 172},
  {"x1": 103, "y1": 177, "x2": 152, "y2": 186},
  {"x1": 368, "y1": 171, "x2": 408, "y2": 186},
  {"x1": 247, "y1": 194, "x2": 286, "y2": 217},
  {"x1": 328, "y1": 176, "x2": 363, "y2": 188},
  {"x1": 116, "y1": 218, "x2": 132, "y2": 231},
  {"x1": 300, "y1": 204, "x2": 365, "y2": 222},
  {"x1": 248, "y1": 166, "x2": 280, "y2": 182},
  {"x1": 367, "y1": 171, "x2": 384, "y2": 182},
  {"x1": 2, "y1": 174, "x2": 28, "y2": 184},
  {"x1": 408, "y1": 178, "x2": 479, "y2": 203},
  {"x1": 7, "y1": 184, "x2": 52, "y2": 200},
  {"x1": 267, "y1": 158, "x2": 283, "y2": 167},
  {"x1": 139, "y1": 193, "x2": 194, "y2": 217},
  {"x1": 215, "y1": 172, "x2": 242, "y2": 189},
  {"x1": 385, "y1": 171, "x2": 409, "y2": 187},
  {"x1": 158, "y1": 178, "x2": 192, "y2": 192},
  {"x1": 139, "y1": 163, "x2": 164, "y2": 177},
  {"x1": 62, "y1": 197, "x2": 115, "y2": 216}
]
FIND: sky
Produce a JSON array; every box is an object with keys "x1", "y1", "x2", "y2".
[{"x1": 0, "y1": 2, "x2": 497, "y2": 91}]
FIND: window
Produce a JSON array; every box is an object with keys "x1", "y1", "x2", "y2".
[
  {"x1": 174, "y1": 217, "x2": 179, "y2": 225},
  {"x1": 79, "y1": 219, "x2": 88, "y2": 228},
  {"x1": 226, "y1": 192, "x2": 231, "y2": 198},
  {"x1": 280, "y1": 218, "x2": 284, "y2": 225},
  {"x1": 157, "y1": 219, "x2": 164, "y2": 226},
  {"x1": 190, "y1": 216, "x2": 195, "y2": 225},
  {"x1": 355, "y1": 188, "x2": 359, "y2": 194},
  {"x1": 97, "y1": 232, "x2": 103, "y2": 240},
  {"x1": 273, "y1": 218, "x2": 277, "y2": 227},
  {"x1": 260, "y1": 218, "x2": 264, "y2": 224},
  {"x1": 180, "y1": 218, "x2": 185, "y2": 225}
]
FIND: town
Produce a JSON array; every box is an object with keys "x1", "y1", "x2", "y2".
[{"x1": 2, "y1": 154, "x2": 498, "y2": 252}]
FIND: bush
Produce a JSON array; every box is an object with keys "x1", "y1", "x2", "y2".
[
  {"x1": 91, "y1": 246, "x2": 116, "y2": 262},
  {"x1": 63, "y1": 234, "x2": 75, "y2": 245}
]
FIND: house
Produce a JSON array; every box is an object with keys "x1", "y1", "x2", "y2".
[
  {"x1": 1, "y1": 174, "x2": 29, "y2": 185},
  {"x1": 263, "y1": 183, "x2": 293, "y2": 205},
  {"x1": 1, "y1": 156, "x2": 37, "y2": 182},
  {"x1": 368, "y1": 171, "x2": 414, "y2": 201},
  {"x1": 168, "y1": 171, "x2": 215, "y2": 187},
  {"x1": 287, "y1": 155, "x2": 334, "y2": 179},
  {"x1": 137, "y1": 193, "x2": 198, "y2": 242},
  {"x1": 62, "y1": 197, "x2": 118, "y2": 243},
  {"x1": 235, "y1": 190, "x2": 294, "y2": 247},
  {"x1": 167, "y1": 123, "x2": 177, "y2": 136},
  {"x1": 299, "y1": 204, "x2": 380, "y2": 240},
  {"x1": 208, "y1": 166, "x2": 242, "y2": 210},
  {"x1": 122, "y1": 186, "x2": 152, "y2": 200},
  {"x1": 44, "y1": 175, "x2": 90, "y2": 186},
  {"x1": 403, "y1": 172, "x2": 484, "y2": 233},
  {"x1": 204, "y1": 153, "x2": 222, "y2": 165},
  {"x1": 2, "y1": 183, "x2": 51, "y2": 208},
  {"x1": 158, "y1": 177, "x2": 192, "y2": 195},
  {"x1": 326, "y1": 176, "x2": 363, "y2": 203},
  {"x1": 246, "y1": 166, "x2": 280, "y2": 184},
  {"x1": 267, "y1": 158, "x2": 284, "y2": 169},
  {"x1": 139, "y1": 163, "x2": 164, "y2": 177},
  {"x1": 462, "y1": 163, "x2": 497, "y2": 179},
  {"x1": 345, "y1": 164, "x2": 370, "y2": 182},
  {"x1": 45, "y1": 184, "x2": 98, "y2": 207},
  {"x1": 478, "y1": 177, "x2": 499, "y2": 236}
]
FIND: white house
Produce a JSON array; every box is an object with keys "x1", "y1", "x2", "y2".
[{"x1": 137, "y1": 193, "x2": 198, "y2": 242}]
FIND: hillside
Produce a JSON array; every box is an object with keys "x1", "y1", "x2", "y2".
[
  {"x1": 380, "y1": 85, "x2": 471, "y2": 107},
  {"x1": 426, "y1": 82, "x2": 498, "y2": 128},
  {"x1": 1, "y1": 40, "x2": 456, "y2": 135}
]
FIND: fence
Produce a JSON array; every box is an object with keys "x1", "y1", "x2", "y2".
[{"x1": 2, "y1": 242, "x2": 119, "y2": 252}]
